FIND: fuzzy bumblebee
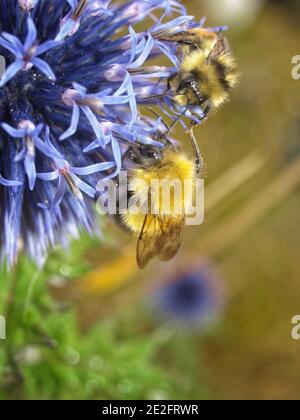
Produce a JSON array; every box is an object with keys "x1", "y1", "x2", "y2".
[
  {"x1": 120, "y1": 147, "x2": 196, "y2": 269},
  {"x1": 157, "y1": 28, "x2": 240, "y2": 116}
]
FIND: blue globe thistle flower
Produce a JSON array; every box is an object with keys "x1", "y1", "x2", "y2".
[
  {"x1": 0, "y1": 0, "x2": 219, "y2": 267},
  {"x1": 150, "y1": 262, "x2": 224, "y2": 329}
]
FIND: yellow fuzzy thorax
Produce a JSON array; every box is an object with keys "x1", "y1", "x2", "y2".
[
  {"x1": 181, "y1": 49, "x2": 238, "y2": 108},
  {"x1": 122, "y1": 151, "x2": 195, "y2": 234}
]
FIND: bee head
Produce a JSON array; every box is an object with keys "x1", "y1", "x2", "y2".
[
  {"x1": 168, "y1": 70, "x2": 207, "y2": 109},
  {"x1": 126, "y1": 144, "x2": 164, "y2": 167}
]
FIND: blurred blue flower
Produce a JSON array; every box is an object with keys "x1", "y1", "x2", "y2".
[
  {"x1": 150, "y1": 262, "x2": 223, "y2": 328},
  {"x1": 0, "y1": 0, "x2": 215, "y2": 267}
]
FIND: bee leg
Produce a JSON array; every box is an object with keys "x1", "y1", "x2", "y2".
[
  {"x1": 186, "y1": 123, "x2": 203, "y2": 175},
  {"x1": 163, "y1": 106, "x2": 188, "y2": 138},
  {"x1": 189, "y1": 103, "x2": 211, "y2": 129},
  {"x1": 167, "y1": 73, "x2": 177, "y2": 89},
  {"x1": 203, "y1": 104, "x2": 211, "y2": 119}
]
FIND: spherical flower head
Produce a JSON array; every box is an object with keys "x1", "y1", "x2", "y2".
[
  {"x1": 150, "y1": 261, "x2": 224, "y2": 329},
  {"x1": 0, "y1": 1, "x2": 224, "y2": 267}
]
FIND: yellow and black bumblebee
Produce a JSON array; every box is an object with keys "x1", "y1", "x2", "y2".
[
  {"x1": 155, "y1": 27, "x2": 240, "y2": 118},
  {"x1": 116, "y1": 140, "x2": 199, "y2": 269}
]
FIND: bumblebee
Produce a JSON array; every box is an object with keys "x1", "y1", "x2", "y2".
[
  {"x1": 155, "y1": 28, "x2": 239, "y2": 118},
  {"x1": 119, "y1": 143, "x2": 199, "y2": 269}
]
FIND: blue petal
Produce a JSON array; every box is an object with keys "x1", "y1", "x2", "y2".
[
  {"x1": 35, "y1": 137, "x2": 62, "y2": 160},
  {"x1": 113, "y1": 72, "x2": 137, "y2": 127},
  {"x1": 71, "y1": 174, "x2": 96, "y2": 198},
  {"x1": 14, "y1": 148, "x2": 27, "y2": 162},
  {"x1": 43, "y1": 127, "x2": 64, "y2": 159},
  {"x1": 130, "y1": 36, "x2": 154, "y2": 68},
  {"x1": 133, "y1": 38, "x2": 147, "y2": 56},
  {"x1": 152, "y1": 15, "x2": 194, "y2": 35},
  {"x1": 1, "y1": 123, "x2": 26, "y2": 138},
  {"x1": 24, "y1": 16, "x2": 37, "y2": 51},
  {"x1": 31, "y1": 123, "x2": 44, "y2": 138},
  {"x1": 83, "y1": 139, "x2": 103, "y2": 153},
  {"x1": 0, "y1": 175, "x2": 23, "y2": 187},
  {"x1": 110, "y1": 136, "x2": 122, "y2": 175},
  {"x1": 31, "y1": 57, "x2": 56, "y2": 81},
  {"x1": 0, "y1": 32, "x2": 25, "y2": 56},
  {"x1": 73, "y1": 82, "x2": 87, "y2": 95},
  {"x1": 71, "y1": 162, "x2": 115, "y2": 175},
  {"x1": 55, "y1": 19, "x2": 77, "y2": 42},
  {"x1": 81, "y1": 105, "x2": 105, "y2": 146},
  {"x1": 101, "y1": 95, "x2": 132, "y2": 105},
  {"x1": 67, "y1": 0, "x2": 78, "y2": 10},
  {"x1": 24, "y1": 154, "x2": 37, "y2": 191},
  {"x1": 36, "y1": 40, "x2": 60, "y2": 56},
  {"x1": 92, "y1": 87, "x2": 113, "y2": 98},
  {"x1": 0, "y1": 36, "x2": 22, "y2": 57},
  {"x1": 37, "y1": 170, "x2": 59, "y2": 181},
  {"x1": 128, "y1": 26, "x2": 138, "y2": 64},
  {"x1": 199, "y1": 17, "x2": 207, "y2": 27},
  {"x1": 59, "y1": 102, "x2": 80, "y2": 140},
  {"x1": 0, "y1": 59, "x2": 24, "y2": 87},
  {"x1": 52, "y1": 175, "x2": 67, "y2": 208},
  {"x1": 154, "y1": 41, "x2": 179, "y2": 67},
  {"x1": 114, "y1": 73, "x2": 131, "y2": 96}
]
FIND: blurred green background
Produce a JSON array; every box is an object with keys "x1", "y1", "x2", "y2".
[{"x1": 1, "y1": 0, "x2": 300, "y2": 400}]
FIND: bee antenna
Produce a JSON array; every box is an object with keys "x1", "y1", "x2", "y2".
[
  {"x1": 139, "y1": 90, "x2": 169, "y2": 101},
  {"x1": 146, "y1": 107, "x2": 169, "y2": 131}
]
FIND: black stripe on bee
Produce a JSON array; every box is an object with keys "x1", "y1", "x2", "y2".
[{"x1": 212, "y1": 61, "x2": 233, "y2": 92}]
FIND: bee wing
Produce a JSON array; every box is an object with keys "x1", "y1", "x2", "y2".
[
  {"x1": 136, "y1": 215, "x2": 159, "y2": 269},
  {"x1": 155, "y1": 28, "x2": 220, "y2": 48},
  {"x1": 137, "y1": 214, "x2": 184, "y2": 269},
  {"x1": 154, "y1": 30, "x2": 201, "y2": 47},
  {"x1": 157, "y1": 215, "x2": 185, "y2": 261},
  {"x1": 208, "y1": 34, "x2": 231, "y2": 59}
]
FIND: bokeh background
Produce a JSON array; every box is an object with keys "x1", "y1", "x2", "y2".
[{"x1": 1, "y1": 0, "x2": 300, "y2": 400}]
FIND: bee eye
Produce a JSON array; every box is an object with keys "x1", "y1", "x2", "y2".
[{"x1": 178, "y1": 76, "x2": 197, "y2": 91}]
